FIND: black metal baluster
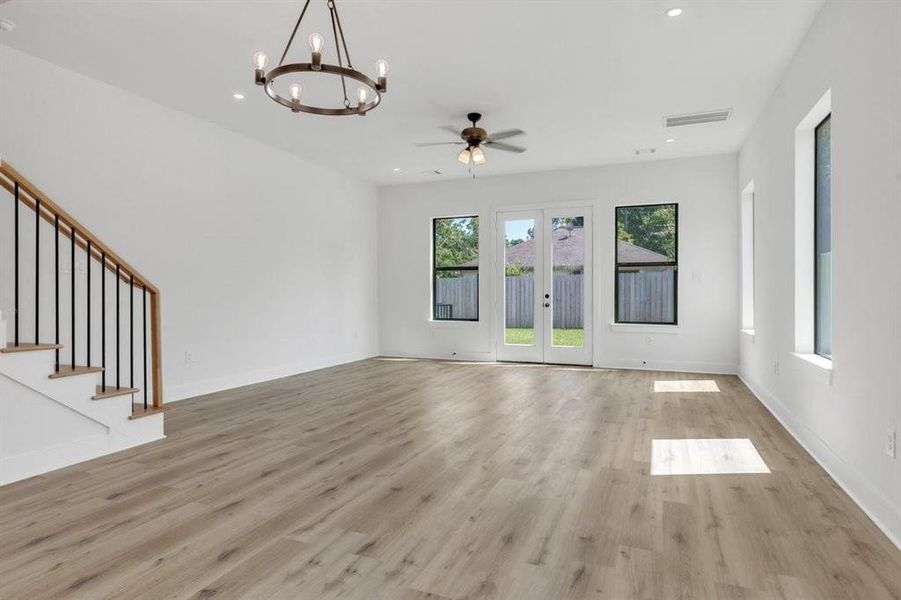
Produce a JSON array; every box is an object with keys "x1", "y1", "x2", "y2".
[
  {"x1": 86, "y1": 241, "x2": 91, "y2": 367},
  {"x1": 101, "y1": 252, "x2": 106, "y2": 391},
  {"x1": 70, "y1": 226, "x2": 75, "y2": 370},
  {"x1": 35, "y1": 196, "x2": 39, "y2": 344},
  {"x1": 129, "y1": 274, "x2": 134, "y2": 390},
  {"x1": 143, "y1": 285, "x2": 147, "y2": 409},
  {"x1": 13, "y1": 182, "x2": 18, "y2": 347},
  {"x1": 116, "y1": 264, "x2": 120, "y2": 389},
  {"x1": 54, "y1": 215, "x2": 59, "y2": 371}
]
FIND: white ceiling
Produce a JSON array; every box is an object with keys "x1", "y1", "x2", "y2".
[{"x1": 0, "y1": 0, "x2": 823, "y2": 184}]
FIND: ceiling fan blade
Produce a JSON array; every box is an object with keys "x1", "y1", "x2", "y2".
[
  {"x1": 439, "y1": 125, "x2": 463, "y2": 137},
  {"x1": 487, "y1": 129, "x2": 525, "y2": 141},
  {"x1": 485, "y1": 141, "x2": 527, "y2": 153},
  {"x1": 415, "y1": 141, "x2": 465, "y2": 147}
]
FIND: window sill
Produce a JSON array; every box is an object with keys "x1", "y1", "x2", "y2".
[
  {"x1": 791, "y1": 352, "x2": 833, "y2": 385},
  {"x1": 609, "y1": 323, "x2": 679, "y2": 334},
  {"x1": 430, "y1": 319, "x2": 480, "y2": 327},
  {"x1": 740, "y1": 328, "x2": 756, "y2": 337}
]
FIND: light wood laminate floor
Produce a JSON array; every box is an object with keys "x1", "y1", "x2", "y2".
[{"x1": 1, "y1": 358, "x2": 899, "y2": 599}]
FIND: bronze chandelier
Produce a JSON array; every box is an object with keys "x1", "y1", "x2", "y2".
[{"x1": 253, "y1": 0, "x2": 388, "y2": 116}]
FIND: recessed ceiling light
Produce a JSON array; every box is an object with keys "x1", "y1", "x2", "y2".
[
  {"x1": 0, "y1": 19, "x2": 16, "y2": 32},
  {"x1": 232, "y1": 93, "x2": 245, "y2": 100},
  {"x1": 393, "y1": 167, "x2": 401, "y2": 172},
  {"x1": 665, "y1": 138, "x2": 675, "y2": 143},
  {"x1": 665, "y1": 7, "x2": 683, "y2": 17}
]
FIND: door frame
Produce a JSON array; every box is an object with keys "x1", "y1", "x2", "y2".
[{"x1": 493, "y1": 204, "x2": 594, "y2": 365}]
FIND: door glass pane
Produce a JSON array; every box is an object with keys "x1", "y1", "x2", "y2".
[
  {"x1": 551, "y1": 216, "x2": 584, "y2": 347},
  {"x1": 504, "y1": 219, "x2": 535, "y2": 345}
]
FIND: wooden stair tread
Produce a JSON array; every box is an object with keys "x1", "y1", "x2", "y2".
[
  {"x1": 129, "y1": 404, "x2": 166, "y2": 420},
  {"x1": 92, "y1": 385, "x2": 139, "y2": 400},
  {"x1": 49, "y1": 365, "x2": 104, "y2": 379},
  {"x1": 2, "y1": 343, "x2": 63, "y2": 353}
]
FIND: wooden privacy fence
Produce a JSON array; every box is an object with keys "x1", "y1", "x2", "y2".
[
  {"x1": 504, "y1": 274, "x2": 584, "y2": 329},
  {"x1": 435, "y1": 273, "x2": 478, "y2": 320},
  {"x1": 437, "y1": 273, "x2": 584, "y2": 328},
  {"x1": 437, "y1": 270, "x2": 675, "y2": 326},
  {"x1": 617, "y1": 268, "x2": 674, "y2": 323}
]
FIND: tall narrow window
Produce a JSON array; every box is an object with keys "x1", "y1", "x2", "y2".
[
  {"x1": 814, "y1": 115, "x2": 832, "y2": 357},
  {"x1": 433, "y1": 216, "x2": 479, "y2": 321},
  {"x1": 615, "y1": 204, "x2": 678, "y2": 325},
  {"x1": 741, "y1": 182, "x2": 755, "y2": 331}
]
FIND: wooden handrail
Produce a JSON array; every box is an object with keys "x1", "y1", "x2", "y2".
[{"x1": 0, "y1": 160, "x2": 163, "y2": 409}]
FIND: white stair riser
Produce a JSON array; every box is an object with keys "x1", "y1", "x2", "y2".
[{"x1": 0, "y1": 350, "x2": 131, "y2": 424}]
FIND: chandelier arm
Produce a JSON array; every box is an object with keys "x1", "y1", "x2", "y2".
[
  {"x1": 329, "y1": 2, "x2": 350, "y2": 107},
  {"x1": 331, "y1": 0, "x2": 354, "y2": 69},
  {"x1": 278, "y1": 0, "x2": 313, "y2": 67}
]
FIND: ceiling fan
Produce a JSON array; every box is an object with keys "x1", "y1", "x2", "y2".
[{"x1": 415, "y1": 112, "x2": 526, "y2": 168}]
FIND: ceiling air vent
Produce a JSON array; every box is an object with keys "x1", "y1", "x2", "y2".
[{"x1": 664, "y1": 109, "x2": 731, "y2": 128}]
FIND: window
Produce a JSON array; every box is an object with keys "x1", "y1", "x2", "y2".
[
  {"x1": 432, "y1": 216, "x2": 479, "y2": 321},
  {"x1": 615, "y1": 204, "x2": 677, "y2": 325},
  {"x1": 814, "y1": 115, "x2": 831, "y2": 357},
  {"x1": 794, "y1": 90, "x2": 830, "y2": 361},
  {"x1": 741, "y1": 181, "x2": 755, "y2": 331}
]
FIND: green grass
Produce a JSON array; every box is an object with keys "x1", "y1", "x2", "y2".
[{"x1": 505, "y1": 328, "x2": 584, "y2": 347}]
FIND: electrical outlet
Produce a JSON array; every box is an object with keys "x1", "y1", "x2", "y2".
[
  {"x1": 886, "y1": 429, "x2": 897, "y2": 459},
  {"x1": 773, "y1": 359, "x2": 780, "y2": 376},
  {"x1": 184, "y1": 351, "x2": 194, "y2": 364},
  {"x1": 645, "y1": 336, "x2": 654, "y2": 345}
]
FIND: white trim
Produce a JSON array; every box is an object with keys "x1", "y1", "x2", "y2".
[
  {"x1": 609, "y1": 322, "x2": 680, "y2": 334},
  {"x1": 740, "y1": 180, "x2": 756, "y2": 331},
  {"x1": 794, "y1": 89, "x2": 831, "y2": 355},
  {"x1": 165, "y1": 351, "x2": 376, "y2": 402},
  {"x1": 597, "y1": 358, "x2": 737, "y2": 374},
  {"x1": 738, "y1": 372, "x2": 900, "y2": 550},
  {"x1": 429, "y1": 319, "x2": 481, "y2": 328},
  {"x1": 790, "y1": 351, "x2": 834, "y2": 385},
  {"x1": 0, "y1": 424, "x2": 164, "y2": 486}
]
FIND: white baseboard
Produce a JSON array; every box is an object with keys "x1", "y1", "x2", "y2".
[
  {"x1": 1, "y1": 428, "x2": 165, "y2": 486},
  {"x1": 597, "y1": 358, "x2": 738, "y2": 375},
  {"x1": 379, "y1": 349, "x2": 495, "y2": 363},
  {"x1": 738, "y1": 370, "x2": 901, "y2": 550},
  {"x1": 164, "y1": 351, "x2": 378, "y2": 403}
]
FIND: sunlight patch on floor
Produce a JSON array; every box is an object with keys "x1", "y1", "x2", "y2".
[
  {"x1": 654, "y1": 379, "x2": 720, "y2": 393},
  {"x1": 650, "y1": 438, "x2": 770, "y2": 475}
]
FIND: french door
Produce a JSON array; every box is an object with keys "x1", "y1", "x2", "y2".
[{"x1": 495, "y1": 207, "x2": 593, "y2": 365}]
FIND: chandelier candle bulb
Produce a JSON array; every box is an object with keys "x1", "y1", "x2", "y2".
[
  {"x1": 376, "y1": 58, "x2": 389, "y2": 92},
  {"x1": 309, "y1": 33, "x2": 324, "y2": 70},
  {"x1": 288, "y1": 83, "x2": 302, "y2": 112},
  {"x1": 253, "y1": 51, "x2": 268, "y2": 85}
]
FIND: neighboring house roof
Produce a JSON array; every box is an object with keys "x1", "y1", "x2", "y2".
[
  {"x1": 617, "y1": 238, "x2": 670, "y2": 263},
  {"x1": 461, "y1": 226, "x2": 668, "y2": 267}
]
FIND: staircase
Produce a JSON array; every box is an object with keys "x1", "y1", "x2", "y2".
[{"x1": 0, "y1": 161, "x2": 165, "y2": 485}]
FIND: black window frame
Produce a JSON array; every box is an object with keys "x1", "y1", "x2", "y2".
[
  {"x1": 614, "y1": 203, "x2": 679, "y2": 325},
  {"x1": 432, "y1": 216, "x2": 480, "y2": 322},
  {"x1": 814, "y1": 114, "x2": 832, "y2": 359}
]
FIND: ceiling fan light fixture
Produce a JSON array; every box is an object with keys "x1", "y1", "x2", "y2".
[
  {"x1": 471, "y1": 147, "x2": 486, "y2": 165},
  {"x1": 457, "y1": 148, "x2": 472, "y2": 164}
]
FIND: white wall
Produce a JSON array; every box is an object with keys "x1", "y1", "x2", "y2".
[
  {"x1": 738, "y1": 0, "x2": 901, "y2": 544},
  {"x1": 0, "y1": 45, "x2": 379, "y2": 402},
  {"x1": 378, "y1": 154, "x2": 739, "y2": 373}
]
